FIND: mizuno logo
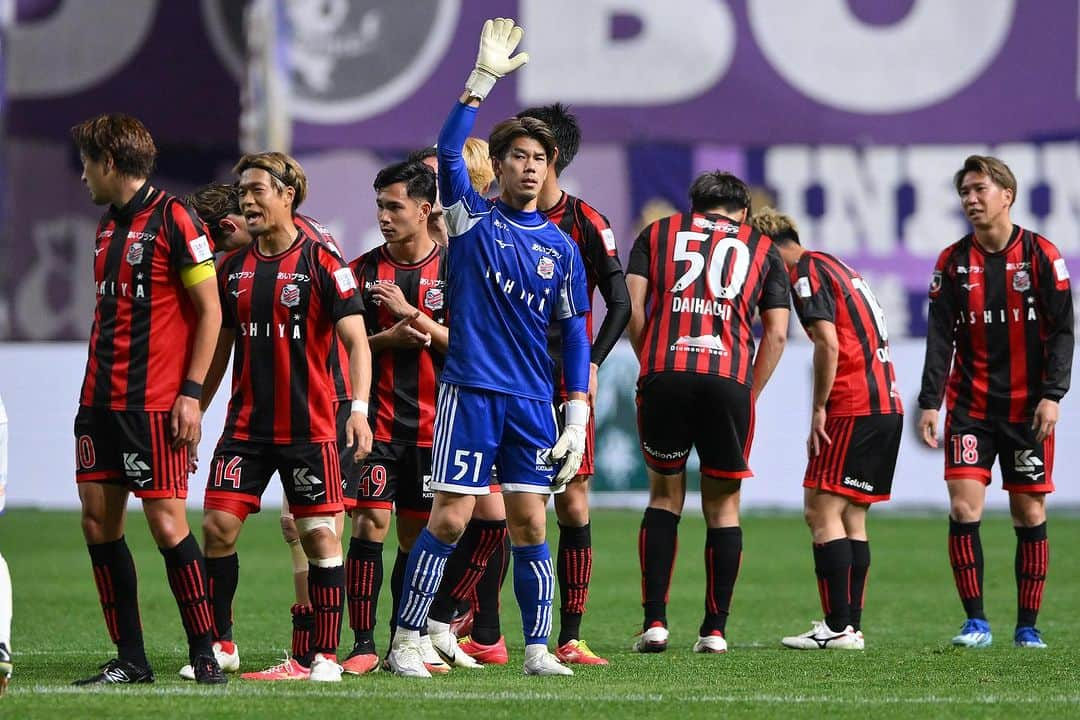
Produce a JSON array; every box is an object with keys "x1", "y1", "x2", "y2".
[
  {"x1": 231, "y1": 288, "x2": 247, "y2": 297},
  {"x1": 94, "y1": 248, "x2": 105, "y2": 256},
  {"x1": 1015, "y1": 450, "x2": 1044, "y2": 482},
  {"x1": 495, "y1": 239, "x2": 513, "y2": 250},
  {"x1": 961, "y1": 283, "x2": 980, "y2": 291}
]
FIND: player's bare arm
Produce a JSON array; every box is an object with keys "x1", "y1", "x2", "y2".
[
  {"x1": 805, "y1": 320, "x2": 839, "y2": 457},
  {"x1": 750, "y1": 306, "x2": 789, "y2": 398},
  {"x1": 172, "y1": 275, "x2": 222, "y2": 449},
  {"x1": 337, "y1": 313, "x2": 373, "y2": 461},
  {"x1": 626, "y1": 274, "x2": 649, "y2": 357}
]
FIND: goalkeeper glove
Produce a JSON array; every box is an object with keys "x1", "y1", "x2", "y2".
[
  {"x1": 465, "y1": 17, "x2": 529, "y2": 100},
  {"x1": 549, "y1": 399, "x2": 589, "y2": 489}
]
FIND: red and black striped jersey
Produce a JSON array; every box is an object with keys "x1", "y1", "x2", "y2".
[
  {"x1": 544, "y1": 192, "x2": 629, "y2": 395},
  {"x1": 81, "y1": 183, "x2": 215, "y2": 411},
  {"x1": 293, "y1": 214, "x2": 352, "y2": 404},
  {"x1": 919, "y1": 226, "x2": 1074, "y2": 421},
  {"x1": 627, "y1": 212, "x2": 789, "y2": 385},
  {"x1": 218, "y1": 225, "x2": 365, "y2": 443},
  {"x1": 352, "y1": 244, "x2": 448, "y2": 447},
  {"x1": 790, "y1": 251, "x2": 903, "y2": 416}
]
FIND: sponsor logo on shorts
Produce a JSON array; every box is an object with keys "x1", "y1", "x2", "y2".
[
  {"x1": 535, "y1": 449, "x2": 554, "y2": 472},
  {"x1": 842, "y1": 475, "x2": 874, "y2": 493},
  {"x1": 1014, "y1": 450, "x2": 1044, "y2": 482},
  {"x1": 642, "y1": 443, "x2": 689, "y2": 461},
  {"x1": 292, "y1": 468, "x2": 325, "y2": 500},
  {"x1": 123, "y1": 452, "x2": 152, "y2": 486}
]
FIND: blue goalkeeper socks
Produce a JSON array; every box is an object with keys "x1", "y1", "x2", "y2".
[
  {"x1": 512, "y1": 543, "x2": 555, "y2": 646},
  {"x1": 396, "y1": 528, "x2": 455, "y2": 631}
]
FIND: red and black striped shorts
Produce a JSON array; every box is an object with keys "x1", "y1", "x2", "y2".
[
  {"x1": 74, "y1": 405, "x2": 188, "y2": 500},
  {"x1": 803, "y1": 413, "x2": 902, "y2": 504}
]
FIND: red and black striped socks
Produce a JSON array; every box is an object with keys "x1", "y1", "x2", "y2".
[
  {"x1": 812, "y1": 538, "x2": 852, "y2": 632},
  {"x1": 557, "y1": 522, "x2": 592, "y2": 645},
  {"x1": 308, "y1": 563, "x2": 345, "y2": 659},
  {"x1": 948, "y1": 518, "x2": 986, "y2": 620},
  {"x1": 160, "y1": 533, "x2": 214, "y2": 662},
  {"x1": 1015, "y1": 522, "x2": 1048, "y2": 628},
  {"x1": 346, "y1": 538, "x2": 382, "y2": 649},
  {"x1": 639, "y1": 507, "x2": 679, "y2": 630},
  {"x1": 87, "y1": 537, "x2": 147, "y2": 667},
  {"x1": 701, "y1": 526, "x2": 742, "y2": 636}
]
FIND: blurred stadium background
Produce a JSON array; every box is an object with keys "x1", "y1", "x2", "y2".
[{"x1": 1, "y1": 0, "x2": 1079, "y2": 509}]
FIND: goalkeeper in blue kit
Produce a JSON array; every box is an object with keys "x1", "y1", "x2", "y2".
[{"x1": 388, "y1": 18, "x2": 592, "y2": 677}]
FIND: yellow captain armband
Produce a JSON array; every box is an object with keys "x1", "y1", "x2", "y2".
[{"x1": 180, "y1": 259, "x2": 217, "y2": 288}]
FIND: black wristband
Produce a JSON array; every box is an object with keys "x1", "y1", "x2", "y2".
[{"x1": 180, "y1": 379, "x2": 203, "y2": 399}]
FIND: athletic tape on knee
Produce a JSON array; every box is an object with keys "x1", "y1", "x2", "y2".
[
  {"x1": 295, "y1": 515, "x2": 337, "y2": 538},
  {"x1": 311, "y1": 554, "x2": 344, "y2": 568},
  {"x1": 288, "y1": 539, "x2": 308, "y2": 574}
]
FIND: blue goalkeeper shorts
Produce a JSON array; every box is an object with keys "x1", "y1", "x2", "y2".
[{"x1": 430, "y1": 383, "x2": 561, "y2": 495}]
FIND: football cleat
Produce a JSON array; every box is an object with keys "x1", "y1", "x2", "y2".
[
  {"x1": 419, "y1": 634, "x2": 451, "y2": 674},
  {"x1": 191, "y1": 654, "x2": 228, "y2": 684},
  {"x1": 1014, "y1": 626, "x2": 1047, "y2": 648},
  {"x1": 387, "y1": 640, "x2": 432, "y2": 678},
  {"x1": 555, "y1": 639, "x2": 609, "y2": 665},
  {"x1": 523, "y1": 646, "x2": 573, "y2": 676},
  {"x1": 633, "y1": 622, "x2": 669, "y2": 653},
  {"x1": 952, "y1": 618, "x2": 993, "y2": 648},
  {"x1": 72, "y1": 658, "x2": 155, "y2": 685},
  {"x1": 427, "y1": 621, "x2": 480, "y2": 669},
  {"x1": 179, "y1": 640, "x2": 239, "y2": 680},
  {"x1": 457, "y1": 635, "x2": 509, "y2": 665},
  {"x1": 852, "y1": 630, "x2": 866, "y2": 650},
  {"x1": 449, "y1": 605, "x2": 475, "y2": 639},
  {"x1": 341, "y1": 644, "x2": 380, "y2": 675},
  {"x1": 308, "y1": 653, "x2": 343, "y2": 682},
  {"x1": 240, "y1": 654, "x2": 310, "y2": 681},
  {"x1": 781, "y1": 620, "x2": 861, "y2": 650},
  {"x1": 693, "y1": 630, "x2": 729, "y2": 654},
  {"x1": 0, "y1": 643, "x2": 11, "y2": 697}
]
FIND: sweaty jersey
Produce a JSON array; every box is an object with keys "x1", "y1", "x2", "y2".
[
  {"x1": 919, "y1": 226, "x2": 1073, "y2": 421},
  {"x1": 437, "y1": 102, "x2": 590, "y2": 402},
  {"x1": 81, "y1": 183, "x2": 215, "y2": 411},
  {"x1": 218, "y1": 223, "x2": 365, "y2": 443},
  {"x1": 353, "y1": 243, "x2": 448, "y2": 447},
  {"x1": 627, "y1": 211, "x2": 789, "y2": 385},
  {"x1": 790, "y1": 251, "x2": 903, "y2": 416}
]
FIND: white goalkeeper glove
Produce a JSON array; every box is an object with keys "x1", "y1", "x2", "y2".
[
  {"x1": 549, "y1": 399, "x2": 589, "y2": 489},
  {"x1": 465, "y1": 17, "x2": 529, "y2": 101}
]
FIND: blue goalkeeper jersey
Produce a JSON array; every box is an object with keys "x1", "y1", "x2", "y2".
[{"x1": 438, "y1": 101, "x2": 590, "y2": 402}]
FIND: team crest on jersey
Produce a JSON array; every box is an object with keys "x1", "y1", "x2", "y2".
[
  {"x1": 280, "y1": 283, "x2": 301, "y2": 308},
  {"x1": 929, "y1": 271, "x2": 942, "y2": 296},
  {"x1": 1012, "y1": 270, "x2": 1031, "y2": 292},
  {"x1": 424, "y1": 288, "x2": 444, "y2": 311},
  {"x1": 537, "y1": 256, "x2": 555, "y2": 280},
  {"x1": 125, "y1": 243, "x2": 145, "y2": 266}
]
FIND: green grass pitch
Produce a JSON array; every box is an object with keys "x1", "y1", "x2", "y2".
[{"x1": 1, "y1": 508, "x2": 1077, "y2": 719}]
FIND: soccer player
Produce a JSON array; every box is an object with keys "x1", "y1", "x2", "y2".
[
  {"x1": 386, "y1": 18, "x2": 591, "y2": 678},
  {"x1": 751, "y1": 208, "x2": 902, "y2": 650},
  {"x1": 918, "y1": 155, "x2": 1073, "y2": 649},
  {"x1": 626, "y1": 171, "x2": 789, "y2": 654},
  {"x1": 433, "y1": 102, "x2": 630, "y2": 666},
  {"x1": 198, "y1": 152, "x2": 373, "y2": 682},
  {"x1": 70, "y1": 114, "x2": 226, "y2": 685},
  {"x1": 0, "y1": 394, "x2": 10, "y2": 696},
  {"x1": 186, "y1": 183, "x2": 253, "y2": 253},
  {"x1": 339, "y1": 159, "x2": 450, "y2": 675}
]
